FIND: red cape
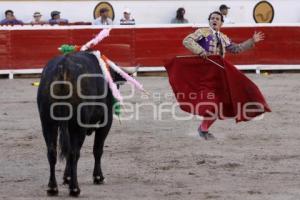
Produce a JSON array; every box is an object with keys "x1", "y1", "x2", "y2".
[{"x1": 164, "y1": 56, "x2": 271, "y2": 122}]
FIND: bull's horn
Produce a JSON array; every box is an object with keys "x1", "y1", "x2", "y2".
[{"x1": 121, "y1": 65, "x2": 140, "y2": 75}]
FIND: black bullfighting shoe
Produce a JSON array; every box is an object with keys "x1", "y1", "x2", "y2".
[{"x1": 197, "y1": 128, "x2": 215, "y2": 140}]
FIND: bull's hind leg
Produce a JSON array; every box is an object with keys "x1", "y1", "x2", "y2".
[
  {"x1": 42, "y1": 122, "x2": 59, "y2": 196},
  {"x1": 63, "y1": 158, "x2": 71, "y2": 185},
  {"x1": 93, "y1": 113, "x2": 112, "y2": 184},
  {"x1": 68, "y1": 132, "x2": 85, "y2": 197}
]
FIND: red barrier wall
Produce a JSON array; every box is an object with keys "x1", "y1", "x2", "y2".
[{"x1": 0, "y1": 26, "x2": 299, "y2": 69}]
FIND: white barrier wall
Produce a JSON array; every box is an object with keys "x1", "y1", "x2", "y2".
[{"x1": 0, "y1": 0, "x2": 299, "y2": 24}]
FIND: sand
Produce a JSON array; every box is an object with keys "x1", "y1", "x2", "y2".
[{"x1": 0, "y1": 73, "x2": 299, "y2": 199}]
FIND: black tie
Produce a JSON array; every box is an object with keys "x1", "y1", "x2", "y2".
[{"x1": 215, "y1": 32, "x2": 224, "y2": 56}]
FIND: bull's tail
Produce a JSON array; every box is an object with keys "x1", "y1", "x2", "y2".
[
  {"x1": 56, "y1": 57, "x2": 72, "y2": 160},
  {"x1": 59, "y1": 121, "x2": 70, "y2": 160}
]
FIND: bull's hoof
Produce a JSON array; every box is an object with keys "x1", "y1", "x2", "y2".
[
  {"x1": 93, "y1": 176, "x2": 105, "y2": 185},
  {"x1": 69, "y1": 188, "x2": 81, "y2": 197},
  {"x1": 47, "y1": 187, "x2": 58, "y2": 196},
  {"x1": 63, "y1": 176, "x2": 71, "y2": 185}
]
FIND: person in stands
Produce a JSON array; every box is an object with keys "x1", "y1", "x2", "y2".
[
  {"x1": 120, "y1": 8, "x2": 135, "y2": 25},
  {"x1": 94, "y1": 8, "x2": 113, "y2": 25},
  {"x1": 171, "y1": 7, "x2": 189, "y2": 24},
  {"x1": 48, "y1": 11, "x2": 68, "y2": 25},
  {"x1": 0, "y1": 10, "x2": 23, "y2": 25},
  {"x1": 219, "y1": 4, "x2": 234, "y2": 24},
  {"x1": 30, "y1": 12, "x2": 47, "y2": 25}
]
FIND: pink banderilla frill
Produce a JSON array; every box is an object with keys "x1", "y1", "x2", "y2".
[{"x1": 80, "y1": 28, "x2": 111, "y2": 51}]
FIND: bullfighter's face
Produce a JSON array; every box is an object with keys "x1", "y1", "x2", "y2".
[{"x1": 209, "y1": 13, "x2": 223, "y2": 31}]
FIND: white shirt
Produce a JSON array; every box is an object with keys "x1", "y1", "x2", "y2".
[
  {"x1": 223, "y1": 15, "x2": 234, "y2": 24},
  {"x1": 120, "y1": 18, "x2": 135, "y2": 25},
  {"x1": 94, "y1": 17, "x2": 113, "y2": 25},
  {"x1": 209, "y1": 27, "x2": 220, "y2": 37}
]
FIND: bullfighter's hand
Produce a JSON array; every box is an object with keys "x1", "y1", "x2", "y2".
[
  {"x1": 253, "y1": 31, "x2": 265, "y2": 43},
  {"x1": 199, "y1": 51, "x2": 208, "y2": 59}
]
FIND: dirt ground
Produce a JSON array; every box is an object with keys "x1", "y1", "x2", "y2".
[{"x1": 0, "y1": 73, "x2": 300, "y2": 200}]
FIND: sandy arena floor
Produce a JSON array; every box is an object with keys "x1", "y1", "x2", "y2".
[{"x1": 0, "y1": 73, "x2": 300, "y2": 200}]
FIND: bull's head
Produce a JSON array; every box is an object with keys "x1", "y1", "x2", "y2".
[{"x1": 109, "y1": 69, "x2": 126, "y2": 88}]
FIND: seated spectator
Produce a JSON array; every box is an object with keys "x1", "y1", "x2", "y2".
[
  {"x1": 171, "y1": 7, "x2": 188, "y2": 24},
  {"x1": 120, "y1": 8, "x2": 135, "y2": 25},
  {"x1": 48, "y1": 11, "x2": 68, "y2": 25},
  {"x1": 94, "y1": 8, "x2": 113, "y2": 25},
  {"x1": 30, "y1": 12, "x2": 47, "y2": 25},
  {"x1": 0, "y1": 10, "x2": 23, "y2": 25},
  {"x1": 219, "y1": 4, "x2": 234, "y2": 24}
]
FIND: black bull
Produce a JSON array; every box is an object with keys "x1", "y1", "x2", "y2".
[{"x1": 37, "y1": 51, "x2": 125, "y2": 196}]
